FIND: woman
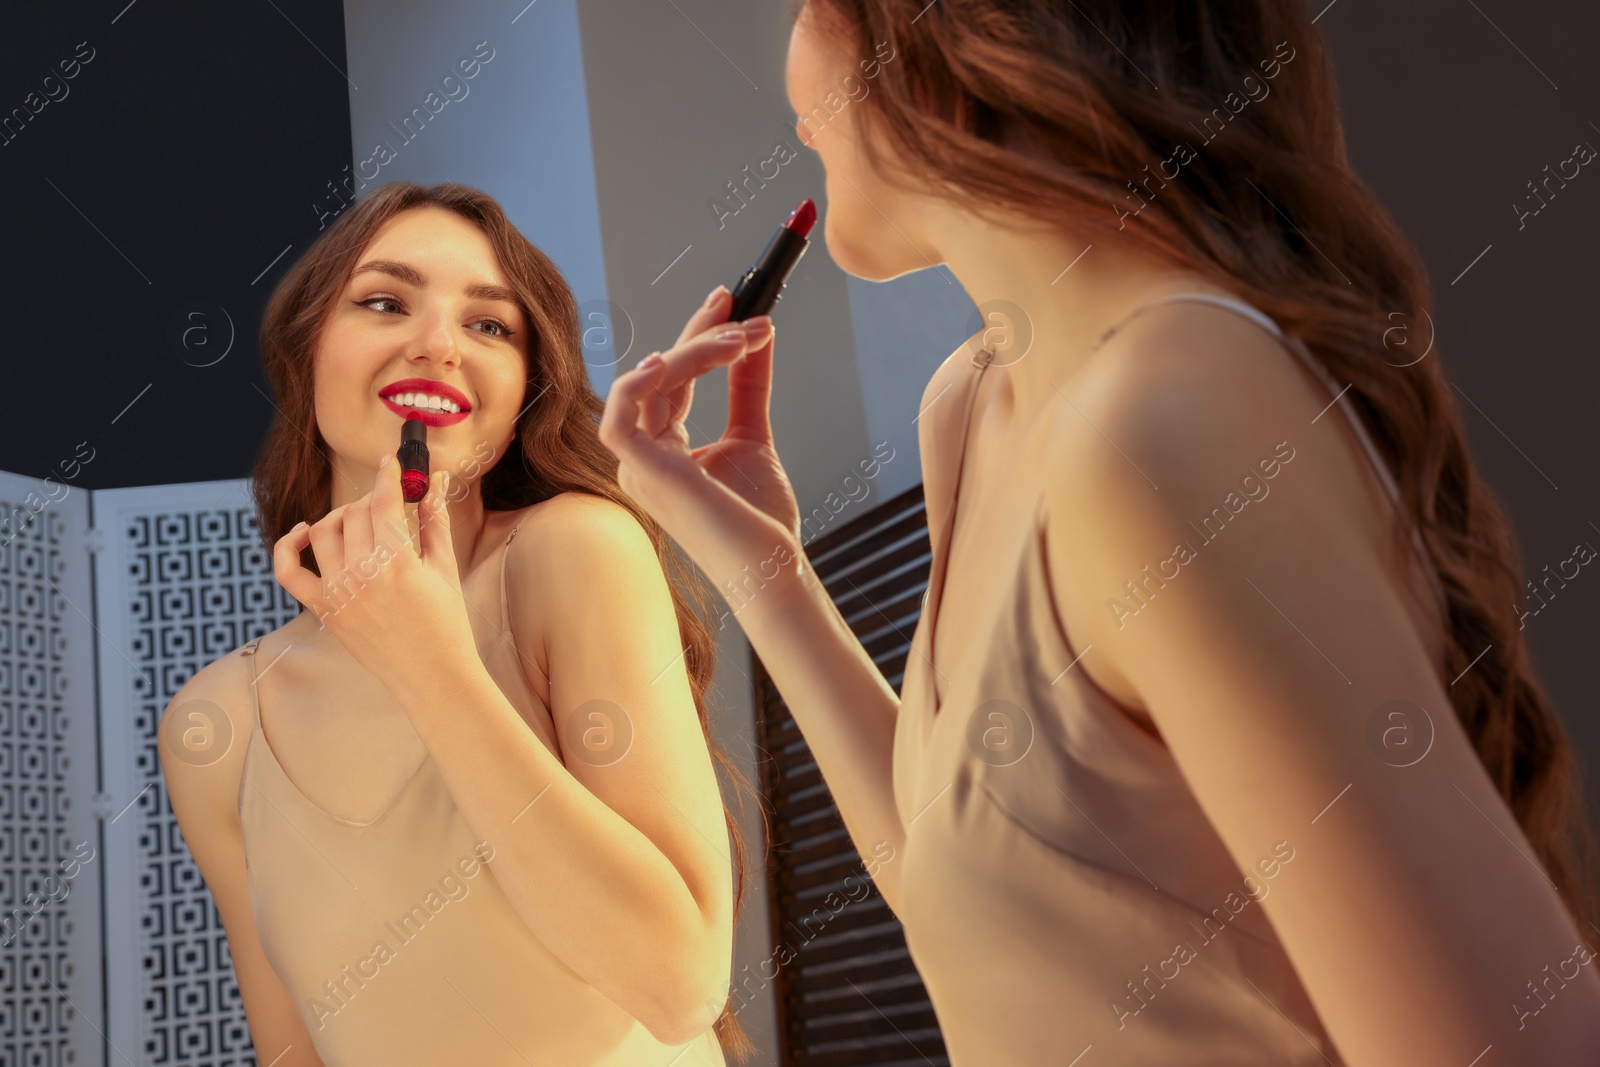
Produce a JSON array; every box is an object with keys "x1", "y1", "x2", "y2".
[
  {"x1": 600, "y1": 1, "x2": 1600, "y2": 1064},
  {"x1": 159, "y1": 182, "x2": 760, "y2": 1066}
]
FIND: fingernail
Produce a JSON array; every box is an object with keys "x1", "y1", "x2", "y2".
[
  {"x1": 718, "y1": 328, "x2": 746, "y2": 341},
  {"x1": 744, "y1": 316, "x2": 772, "y2": 334},
  {"x1": 640, "y1": 352, "x2": 664, "y2": 369},
  {"x1": 380, "y1": 453, "x2": 391, "y2": 467},
  {"x1": 703, "y1": 284, "x2": 726, "y2": 308}
]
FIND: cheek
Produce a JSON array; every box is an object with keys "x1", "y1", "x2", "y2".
[
  {"x1": 824, "y1": 130, "x2": 896, "y2": 219},
  {"x1": 312, "y1": 348, "x2": 361, "y2": 413}
]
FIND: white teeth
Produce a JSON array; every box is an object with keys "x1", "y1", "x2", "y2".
[{"x1": 389, "y1": 392, "x2": 461, "y2": 413}]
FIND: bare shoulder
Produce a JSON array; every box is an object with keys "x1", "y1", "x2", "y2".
[
  {"x1": 1042, "y1": 295, "x2": 1365, "y2": 525},
  {"x1": 158, "y1": 620, "x2": 307, "y2": 816},
  {"x1": 510, "y1": 491, "x2": 653, "y2": 563},
  {"x1": 926, "y1": 333, "x2": 977, "y2": 403},
  {"x1": 523, "y1": 489, "x2": 640, "y2": 524},
  {"x1": 1035, "y1": 302, "x2": 1600, "y2": 1062},
  {"x1": 918, "y1": 332, "x2": 988, "y2": 541},
  {"x1": 499, "y1": 493, "x2": 679, "y2": 720},
  {"x1": 157, "y1": 639, "x2": 327, "y2": 1064},
  {"x1": 503, "y1": 493, "x2": 666, "y2": 621},
  {"x1": 1057, "y1": 298, "x2": 1329, "y2": 475},
  {"x1": 920, "y1": 332, "x2": 989, "y2": 435},
  {"x1": 1038, "y1": 299, "x2": 1395, "y2": 689},
  {"x1": 158, "y1": 644, "x2": 258, "y2": 817}
]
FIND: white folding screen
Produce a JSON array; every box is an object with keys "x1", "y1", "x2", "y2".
[
  {"x1": 93, "y1": 478, "x2": 303, "y2": 1067},
  {"x1": 0, "y1": 476, "x2": 305, "y2": 1067},
  {"x1": 0, "y1": 471, "x2": 103, "y2": 1067}
]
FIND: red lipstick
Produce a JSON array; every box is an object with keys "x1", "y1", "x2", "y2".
[
  {"x1": 728, "y1": 198, "x2": 816, "y2": 321},
  {"x1": 785, "y1": 198, "x2": 817, "y2": 238},
  {"x1": 397, "y1": 418, "x2": 429, "y2": 503}
]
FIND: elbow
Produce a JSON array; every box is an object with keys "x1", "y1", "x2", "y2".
[
  {"x1": 642, "y1": 1000, "x2": 725, "y2": 1050},
  {"x1": 635, "y1": 939, "x2": 730, "y2": 1048},
  {"x1": 874, "y1": 864, "x2": 903, "y2": 918},
  {"x1": 639, "y1": 989, "x2": 728, "y2": 1048}
]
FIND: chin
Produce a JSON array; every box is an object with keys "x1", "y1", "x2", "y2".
[
  {"x1": 836, "y1": 249, "x2": 933, "y2": 283},
  {"x1": 825, "y1": 211, "x2": 928, "y2": 279},
  {"x1": 826, "y1": 222, "x2": 922, "y2": 282}
]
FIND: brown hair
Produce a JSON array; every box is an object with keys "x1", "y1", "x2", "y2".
[
  {"x1": 795, "y1": 0, "x2": 1600, "y2": 931},
  {"x1": 252, "y1": 180, "x2": 760, "y2": 1058}
]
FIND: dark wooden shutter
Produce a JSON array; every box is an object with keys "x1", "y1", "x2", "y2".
[{"x1": 753, "y1": 482, "x2": 951, "y2": 1066}]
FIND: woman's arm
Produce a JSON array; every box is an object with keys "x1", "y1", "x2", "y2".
[
  {"x1": 596, "y1": 291, "x2": 934, "y2": 917},
  {"x1": 392, "y1": 493, "x2": 731, "y2": 1044},
  {"x1": 726, "y1": 531, "x2": 908, "y2": 906},
  {"x1": 1043, "y1": 310, "x2": 1600, "y2": 1066},
  {"x1": 159, "y1": 657, "x2": 328, "y2": 1067},
  {"x1": 713, "y1": 346, "x2": 982, "y2": 917},
  {"x1": 721, "y1": 341, "x2": 982, "y2": 914}
]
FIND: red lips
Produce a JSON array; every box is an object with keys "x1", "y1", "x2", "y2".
[{"x1": 378, "y1": 377, "x2": 472, "y2": 427}]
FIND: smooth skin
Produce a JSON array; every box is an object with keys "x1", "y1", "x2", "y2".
[
  {"x1": 159, "y1": 206, "x2": 738, "y2": 1064},
  {"x1": 598, "y1": 4, "x2": 1600, "y2": 1065}
]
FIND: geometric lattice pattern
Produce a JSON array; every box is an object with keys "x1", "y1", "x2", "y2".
[
  {"x1": 755, "y1": 481, "x2": 949, "y2": 1066},
  {"x1": 0, "y1": 473, "x2": 102, "y2": 1067},
  {"x1": 92, "y1": 480, "x2": 301, "y2": 1067}
]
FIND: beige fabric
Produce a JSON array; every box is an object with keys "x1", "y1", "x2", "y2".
[
  {"x1": 889, "y1": 294, "x2": 1386, "y2": 1065},
  {"x1": 236, "y1": 516, "x2": 726, "y2": 1067}
]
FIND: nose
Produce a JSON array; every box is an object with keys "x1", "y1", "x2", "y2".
[{"x1": 411, "y1": 305, "x2": 461, "y2": 368}]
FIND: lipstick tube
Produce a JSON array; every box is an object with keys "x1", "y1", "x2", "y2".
[
  {"x1": 396, "y1": 418, "x2": 429, "y2": 503},
  {"x1": 728, "y1": 199, "x2": 816, "y2": 322}
]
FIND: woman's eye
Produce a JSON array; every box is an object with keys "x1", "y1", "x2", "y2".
[{"x1": 357, "y1": 297, "x2": 513, "y2": 339}]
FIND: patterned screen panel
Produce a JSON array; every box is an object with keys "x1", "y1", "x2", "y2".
[
  {"x1": 92, "y1": 480, "x2": 301, "y2": 1067},
  {"x1": 755, "y1": 481, "x2": 951, "y2": 1066},
  {"x1": 0, "y1": 472, "x2": 103, "y2": 1067}
]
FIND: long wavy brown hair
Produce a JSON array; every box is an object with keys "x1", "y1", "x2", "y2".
[
  {"x1": 251, "y1": 180, "x2": 760, "y2": 1058},
  {"x1": 795, "y1": 0, "x2": 1600, "y2": 932}
]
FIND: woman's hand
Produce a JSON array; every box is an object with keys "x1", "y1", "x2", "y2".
[
  {"x1": 272, "y1": 457, "x2": 477, "y2": 695},
  {"x1": 599, "y1": 285, "x2": 804, "y2": 593}
]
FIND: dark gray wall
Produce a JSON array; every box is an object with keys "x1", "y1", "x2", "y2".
[
  {"x1": 1, "y1": 0, "x2": 352, "y2": 496},
  {"x1": 1316, "y1": 0, "x2": 1600, "y2": 824}
]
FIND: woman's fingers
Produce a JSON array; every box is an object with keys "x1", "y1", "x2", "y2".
[
  {"x1": 601, "y1": 356, "x2": 678, "y2": 464},
  {"x1": 658, "y1": 317, "x2": 771, "y2": 436},
  {"x1": 365, "y1": 452, "x2": 402, "y2": 559},
  {"x1": 636, "y1": 358, "x2": 675, "y2": 440},
  {"x1": 306, "y1": 510, "x2": 349, "y2": 603},
  {"x1": 417, "y1": 470, "x2": 455, "y2": 574},
  {"x1": 726, "y1": 324, "x2": 775, "y2": 442},
  {"x1": 618, "y1": 317, "x2": 771, "y2": 436},
  {"x1": 343, "y1": 497, "x2": 376, "y2": 580},
  {"x1": 657, "y1": 316, "x2": 772, "y2": 393},
  {"x1": 674, "y1": 285, "x2": 733, "y2": 347},
  {"x1": 272, "y1": 521, "x2": 322, "y2": 609}
]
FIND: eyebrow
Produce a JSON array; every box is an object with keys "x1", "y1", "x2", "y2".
[{"x1": 351, "y1": 259, "x2": 520, "y2": 307}]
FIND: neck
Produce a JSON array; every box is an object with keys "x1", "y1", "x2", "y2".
[{"x1": 923, "y1": 205, "x2": 1228, "y2": 426}]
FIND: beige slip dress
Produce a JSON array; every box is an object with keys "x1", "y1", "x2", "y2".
[
  {"x1": 891, "y1": 292, "x2": 1445, "y2": 1065},
  {"x1": 236, "y1": 514, "x2": 728, "y2": 1067}
]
